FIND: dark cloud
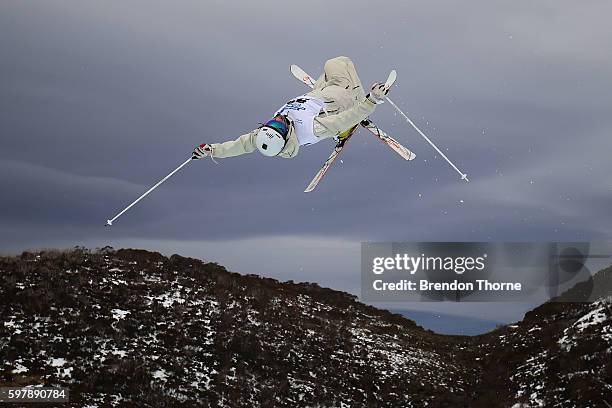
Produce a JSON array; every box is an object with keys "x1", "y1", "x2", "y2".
[{"x1": 1, "y1": 0, "x2": 611, "y2": 323}]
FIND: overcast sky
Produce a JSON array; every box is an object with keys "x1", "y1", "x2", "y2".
[{"x1": 1, "y1": 1, "x2": 611, "y2": 327}]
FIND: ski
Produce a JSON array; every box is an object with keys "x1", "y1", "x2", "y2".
[
  {"x1": 290, "y1": 65, "x2": 416, "y2": 162},
  {"x1": 359, "y1": 118, "x2": 415, "y2": 161},
  {"x1": 303, "y1": 128, "x2": 357, "y2": 193}
]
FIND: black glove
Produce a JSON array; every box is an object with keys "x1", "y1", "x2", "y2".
[
  {"x1": 367, "y1": 83, "x2": 390, "y2": 104},
  {"x1": 192, "y1": 143, "x2": 213, "y2": 160}
]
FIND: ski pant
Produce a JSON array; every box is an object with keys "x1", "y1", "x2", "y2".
[
  {"x1": 309, "y1": 56, "x2": 376, "y2": 139},
  {"x1": 309, "y1": 56, "x2": 367, "y2": 117}
]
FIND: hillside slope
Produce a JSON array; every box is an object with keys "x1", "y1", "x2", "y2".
[
  {"x1": 474, "y1": 267, "x2": 612, "y2": 407},
  {"x1": 1, "y1": 248, "x2": 610, "y2": 407}
]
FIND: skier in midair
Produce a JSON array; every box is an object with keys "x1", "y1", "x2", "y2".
[{"x1": 192, "y1": 56, "x2": 392, "y2": 160}]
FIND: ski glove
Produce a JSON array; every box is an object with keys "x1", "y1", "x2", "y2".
[
  {"x1": 367, "y1": 83, "x2": 390, "y2": 104},
  {"x1": 192, "y1": 143, "x2": 213, "y2": 160}
]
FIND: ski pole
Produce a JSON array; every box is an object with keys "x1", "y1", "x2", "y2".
[
  {"x1": 385, "y1": 97, "x2": 469, "y2": 182},
  {"x1": 106, "y1": 157, "x2": 193, "y2": 226}
]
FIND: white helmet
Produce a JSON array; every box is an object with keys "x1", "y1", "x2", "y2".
[{"x1": 255, "y1": 126, "x2": 286, "y2": 157}]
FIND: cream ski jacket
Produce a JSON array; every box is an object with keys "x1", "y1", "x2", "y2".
[{"x1": 209, "y1": 56, "x2": 376, "y2": 159}]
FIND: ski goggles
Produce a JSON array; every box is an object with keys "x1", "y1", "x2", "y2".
[{"x1": 263, "y1": 115, "x2": 289, "y2": 139}]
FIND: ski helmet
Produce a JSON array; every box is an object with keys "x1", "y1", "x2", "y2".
[{"x1": 256, "y1": 116, "x2": 289, "y2": 157}]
